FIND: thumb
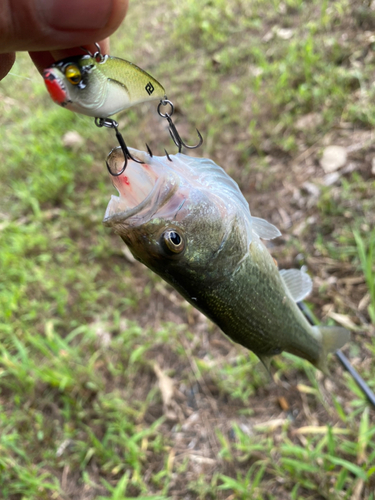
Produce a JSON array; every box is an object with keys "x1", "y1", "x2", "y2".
[{"x1": 0, "y1": 0, "x2": 128, "y2": 53}]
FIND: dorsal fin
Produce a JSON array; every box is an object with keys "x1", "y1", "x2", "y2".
[
  {"x1": 279, "y1": 268, "x2": 312, "y2": 302},
  {"x1": 252, "y1": 217, "x2": 281, "y2": 240}
]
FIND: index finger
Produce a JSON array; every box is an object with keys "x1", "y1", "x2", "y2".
[{"x1": 29, "y1": 39, "x2": 110, "y2": 75}]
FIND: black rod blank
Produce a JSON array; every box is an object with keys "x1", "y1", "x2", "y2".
[{"x1": 298, "y1": 301, "x2": 375, "y2": 409}]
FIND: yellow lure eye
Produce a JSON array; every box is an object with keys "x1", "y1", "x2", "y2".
[{"x1": 65, "y1": 65, "x2": 82, "y2": 84}]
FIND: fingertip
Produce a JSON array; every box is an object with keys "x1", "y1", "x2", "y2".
[
  {"x1": 107, "y1": 0, "x2": 129, "y2": 33},
  {"x1": 29, "y1": 51, "x2": 56, "y2": 75},
  {"x1": 30, "y1": 40, "x2": 110, "y2": 76},
  {"x1": 0, "y1": 53, "x2": 16, "y2": 81},
  {"x1": 2, "y1": 0, "x2": 128, "y2": 53},
  {"x1": 39, "y1": 0, "x2": 128, "y2": 36}
]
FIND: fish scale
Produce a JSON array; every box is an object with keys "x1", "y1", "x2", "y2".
[{"x1": 168, "y1": 235, "x2": 321, "y2": 364}]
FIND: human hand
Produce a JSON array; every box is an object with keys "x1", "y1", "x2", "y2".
[{"x1": 0, "y1": 0, "x2": 129, "y2": 80}]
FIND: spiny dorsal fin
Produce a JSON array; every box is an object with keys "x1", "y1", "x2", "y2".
[
  {"x1": 279, "y1": 268, "x2": 312, "y2": 302},
  {"x1": 252, "y1": 217, "x2": 281, "y2": 240}
]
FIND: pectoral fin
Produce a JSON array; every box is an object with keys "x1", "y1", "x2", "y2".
[
  {"x1": 279, "y1": 268, "x2": 312, "y2": 302},
  {"x1": 252, "y1": 217, "x2": 281, "y2": 240}
]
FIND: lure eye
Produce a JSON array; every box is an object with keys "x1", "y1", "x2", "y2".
[
  {"x1": 65, "y1": 65, "x2": 82, "y2": 85},
  {"x1": 162, "y1": 230, "x2": 185, "y2": 254}
]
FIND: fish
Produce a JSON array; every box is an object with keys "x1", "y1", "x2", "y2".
[
  {"x1": 43, "y1": 54, "x2": 165, "y2": 118},
  {"x1": 103, "y1": 148, "x2": 350, "y2": 373}
]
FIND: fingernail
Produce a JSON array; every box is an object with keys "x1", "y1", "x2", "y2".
[{"x1": 40, "y1": 0, "x2": 113, "y2": 30}]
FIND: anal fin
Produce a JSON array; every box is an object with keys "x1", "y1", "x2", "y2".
[{"x1": 258, "y1": 354, "x2": 272, "y2": 374}]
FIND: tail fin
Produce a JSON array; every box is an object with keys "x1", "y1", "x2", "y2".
[{"x1": 313, "y1": 326, "x2": 350, "y2": 374}]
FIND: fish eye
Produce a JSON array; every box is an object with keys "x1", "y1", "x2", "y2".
[
  {"x1": 162, "y1": 230, "x2": 185, "y2": 254},
  {"x1": 65, "y1": 65, "x2": 82, "y2": 85}
]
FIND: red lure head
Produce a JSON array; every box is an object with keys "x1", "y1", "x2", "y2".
[{"x1": 43, "y1": 70, "x2": 67, "y2": 105}]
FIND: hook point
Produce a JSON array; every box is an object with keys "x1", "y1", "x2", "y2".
[
  {"x1": 106, "y1": 158, "x2": 127, "y2": 177},
  {"x1": 165, "y1": 149, "x2": 173, "y2": 162}
]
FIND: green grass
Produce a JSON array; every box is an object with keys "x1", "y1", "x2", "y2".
[
  {"x1": 0, "y1": 0, "x2": 374, "y2": 498},
  {"x1": 354, "y1": 229, "x2": 375, "y2": 323}
]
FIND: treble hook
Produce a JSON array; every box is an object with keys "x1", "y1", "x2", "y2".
[
  {"x1": 158, "y1": 99, "x2": 203, "y2": 153},
  {"x1": 95, "y1": 117, "x2": 143, "y2": 176},
  {"x1": 80, "y1": 42, "x2": 105, "y2": 62}
]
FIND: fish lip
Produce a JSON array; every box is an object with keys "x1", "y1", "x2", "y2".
[
  {"x1": 103, "y1": 148, "x2": 178, "y2": 227},
  {"x1": 103, "y1": 176, "x2": 164, "y2": 226}
]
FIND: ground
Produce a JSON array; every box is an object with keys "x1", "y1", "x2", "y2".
[{"x1": 0, "y1": 0, "x2": 374, "y2": 499}]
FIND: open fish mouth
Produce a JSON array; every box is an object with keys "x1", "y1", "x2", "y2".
[{"x1": 103, "y1": 148, "x2": 162, "y2": 225}]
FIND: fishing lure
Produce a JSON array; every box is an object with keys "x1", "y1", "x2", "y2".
[{"x1": 43, "y1": 43, "x2": 203, "y2": 175}]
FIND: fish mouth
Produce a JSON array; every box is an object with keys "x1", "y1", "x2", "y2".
[{"x1": 103, "y1": 147, "x2": 171, "y2": 226}]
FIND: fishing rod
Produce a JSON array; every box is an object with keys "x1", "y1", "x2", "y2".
[{"x1": 298, "y1": 301, "x2": 375, "y2": 408}]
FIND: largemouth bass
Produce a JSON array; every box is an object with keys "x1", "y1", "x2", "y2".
[
  {"x1": 103, "y1": 148, "x2": 349, "y2": 372},
  {"x1": 43, "y1": 54, "x2": 165, "y2": 118}
]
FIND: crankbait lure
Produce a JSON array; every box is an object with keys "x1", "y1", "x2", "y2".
[{"x1": 43, "y1": 43, "x2": 203, "y2": 175}]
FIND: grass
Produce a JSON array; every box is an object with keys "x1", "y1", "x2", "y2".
[
  {"x1": 0, "y1": 0, "x2": 374, "y2": 498},
  {"x1": 354, "y1": 229, "x2": 375, "y2": 323}
]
